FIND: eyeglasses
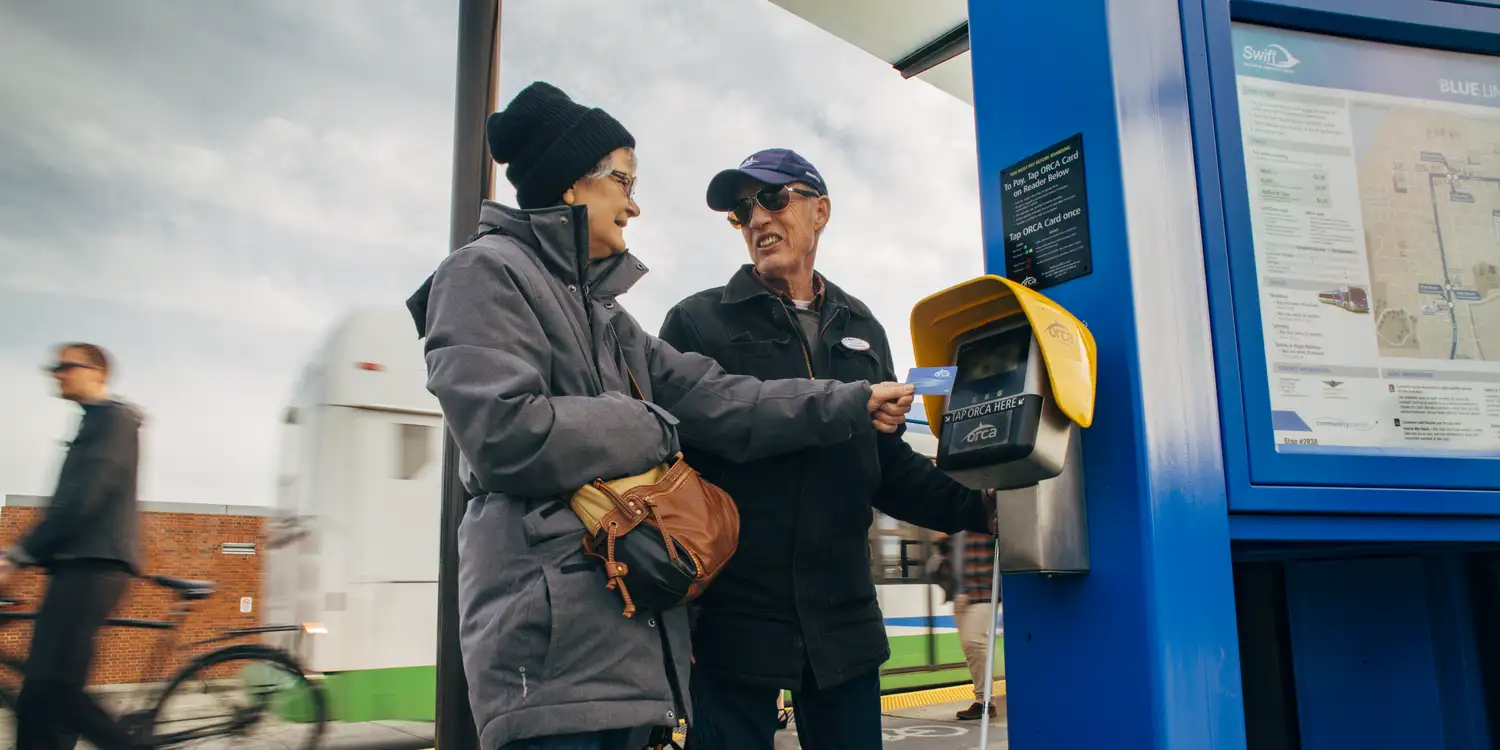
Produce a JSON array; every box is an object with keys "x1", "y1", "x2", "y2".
[
  {"x1": 609, "y1": 170, "x2": 637, "y2": 200},
  {"x1": 727, "y1": 186, "x2": 821, "y2": 229}
]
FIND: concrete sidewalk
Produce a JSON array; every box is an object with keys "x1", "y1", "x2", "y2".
[
  {"x1": 321, "y1": 720, "x2": 434, "y2": 750},
  {"x1": 771, "y1": 692, "x2": 1008, "y2": 750},
  {"x1": 0, "y1": 720, "x2": 433, "y2": 750},
  {"x1": 0, "y1": 681, "x2": 435, "y2": 750}
]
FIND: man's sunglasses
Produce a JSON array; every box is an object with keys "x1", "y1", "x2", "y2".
[{"x1": 727, "y1": 186, "x2": 821, "y2": 229}]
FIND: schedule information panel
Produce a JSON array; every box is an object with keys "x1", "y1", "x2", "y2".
[{"x1": 1233, "y1": 24, "x2": 1500, "y2": 457}]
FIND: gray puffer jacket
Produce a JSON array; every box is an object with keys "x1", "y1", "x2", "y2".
[{"x1": 409, "y1": 200, "x2": 875, "y2": 748}]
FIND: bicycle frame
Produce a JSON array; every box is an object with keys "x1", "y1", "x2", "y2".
[
  {"x1": 0, "y1": 592, "x2": 316, "y2": 711},
  {"x1": 0, "y1": 581, "x2": 328, "y2": 750}
]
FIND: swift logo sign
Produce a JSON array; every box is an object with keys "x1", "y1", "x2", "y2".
[{"x1": 1242, "y1": 43, "x2": 1301, "y2": 73}]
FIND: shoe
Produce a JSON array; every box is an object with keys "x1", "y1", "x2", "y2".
[{"x1": 955, "y1": 701, "x2": 995, "y2": 720}]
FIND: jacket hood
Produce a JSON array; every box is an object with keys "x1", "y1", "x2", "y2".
[
  {"x1": 407, "y1": 199, "x2": 648, "y2": 338},
  {"x1": 87, "y1": 397, "x2": 146, "y2": 427}
]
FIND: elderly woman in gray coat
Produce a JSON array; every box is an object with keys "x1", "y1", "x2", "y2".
[{"x1": 407, "y1": 81, "x2": 915, "y2": 750}]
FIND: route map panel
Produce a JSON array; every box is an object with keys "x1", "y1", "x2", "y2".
[{"x1": 1232, "y1": 23, "x2": 1500, "y2": 457}]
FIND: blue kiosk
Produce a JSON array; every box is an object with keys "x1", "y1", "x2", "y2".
[{"x1": 775, "y1": 0, "x2": 1500, "y2": 747}]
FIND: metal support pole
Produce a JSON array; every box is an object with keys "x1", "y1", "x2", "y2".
[
  {"x1": 978, "y1": 533, "x2": 1003, "y2": 750},
  {"x1": 437, "y1": 2, "x2": 500, "y2": 749}
]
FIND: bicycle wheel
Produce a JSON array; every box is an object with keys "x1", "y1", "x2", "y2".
[{"x1": 146, "y1": 645, "x2": 326, "y2": 750}]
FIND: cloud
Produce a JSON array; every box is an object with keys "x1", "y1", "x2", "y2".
[
  {"x1": 0, "y1": 1, "x2": 457, "y2": 330},
  {"x1": 492, "y1": 0, "x2": 985, "y2": 362},
  {"x1": 0, "y1": 0, "x2": 981, "y2": 506}
]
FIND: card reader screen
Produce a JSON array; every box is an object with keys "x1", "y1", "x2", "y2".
[
  {"x1": 937, "y1": 323, "x2": 1042, "y2": 472},
  {"x1": 959, "y1": 339, "x2": 1023, "y2": 382},
  {"x1": 950, "y1": 326, "x2": 1031, "y2": 409}
]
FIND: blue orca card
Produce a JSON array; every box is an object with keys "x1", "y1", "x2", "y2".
[{"x1": 905, "y1": 366, "x2": 957, "y2": 395}]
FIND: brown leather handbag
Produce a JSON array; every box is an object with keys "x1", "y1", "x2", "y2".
[{"x1": 569, "y1": 369, "x2": 740, "y2": 618}]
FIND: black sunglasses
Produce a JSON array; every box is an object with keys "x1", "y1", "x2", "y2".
[
  {"x1": 727, "y1": 185, "x2": 821, "y2": 229},
  {"x1": 45, "y1": 362, "x2": 97, "y2": 374}
]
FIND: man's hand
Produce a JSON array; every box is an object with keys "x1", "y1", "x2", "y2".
[
  {"x1": 0, "y1": 558, "x2": 16, "y2": 589},
  {"x1": 868, "y1": 382, "x2": 915, "y2": 434}
]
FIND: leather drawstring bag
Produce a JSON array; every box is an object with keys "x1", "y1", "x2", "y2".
[{"x1": 569, "y1": 367, "x2": 741, "y2": 618}]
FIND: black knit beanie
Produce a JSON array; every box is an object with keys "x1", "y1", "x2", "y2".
[{"x1": 486, "y1": 81, "x2": 636, "y2": 210}]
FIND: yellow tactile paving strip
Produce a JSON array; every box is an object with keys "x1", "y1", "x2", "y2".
[{"x1": 880, "y1": 680, "x2": 1006, "y2": 712}]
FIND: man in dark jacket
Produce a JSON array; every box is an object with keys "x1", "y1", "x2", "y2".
[
  {"x1": 0, "y1": 342, "x2": 148, "y2": 750},
  {"x1": 407, "y1": 83, "x2": 916, "y2": 750},
  {"x1": 661, "y1": 149, "x2": 997, "y2": 749}
]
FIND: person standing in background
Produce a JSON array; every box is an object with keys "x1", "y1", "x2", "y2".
[
  {"x1": 0, "y1": 343, "x2": 149, "y2": 750},
  {"x1": 949, "y1": 530, "x2": 1000, "y2": 721}
]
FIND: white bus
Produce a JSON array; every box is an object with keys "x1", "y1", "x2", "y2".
[{"x1": 265, "y1": 305, "x2": 444, "y2": 722}]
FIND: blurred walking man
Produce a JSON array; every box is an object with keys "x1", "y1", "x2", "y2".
[{"x1": 0, "y1": 343, "x2": 147, "y2": 750}]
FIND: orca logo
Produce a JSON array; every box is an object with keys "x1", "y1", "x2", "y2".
[
  {"x1": 1242, "y1": 43, "x2": 1301, "y2": 72},
  {"x1": 1021, "y1": 276, "x2": 1039, "y2": 287},
  {"x1": 934, "y1": 368, "x2": 952, "y2": 379},
  {"x1": 740, "y1": 157, "x2": 758, "y2": 168},
  {"x1": 1045, "y1": 321, "x2": 1075, "y2": 345},
  {"x1": 963, "y1": 423, "x2": 999, "y2": 444}
]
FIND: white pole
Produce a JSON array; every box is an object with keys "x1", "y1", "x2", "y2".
[{"x1": 977, "y1": 532, "x2": 1003, "y2": 749}]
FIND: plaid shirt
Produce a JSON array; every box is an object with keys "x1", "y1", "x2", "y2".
[{"x1": 959, "y1": 532, "x2": 996, "y2": 601}]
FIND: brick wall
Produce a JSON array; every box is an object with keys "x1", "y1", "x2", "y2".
[{"x1": 0, "y1": 501, "x2": 266, "y2": 685}]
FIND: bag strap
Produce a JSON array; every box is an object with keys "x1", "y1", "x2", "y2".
[
  {"x1": 620, "y1": 365, "x2": 684, "y2": 467},
  {"x1": 623, "y1": 362, "x2": 645, "y2": 401},
  {"x1": 656, "y1": 619, "x2": 691, "y2": 740}
]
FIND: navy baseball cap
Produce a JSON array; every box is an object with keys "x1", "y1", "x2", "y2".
[{"x1": 706, "y1": 148, "x2": 829, "y2": 211}]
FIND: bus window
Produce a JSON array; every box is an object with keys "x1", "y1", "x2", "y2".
[
  {"x1": 869, "y1": 511, "x2": 934, "y2": 584},
  {"x1": 396, "y1": 423, "x2": 434, "y2": 480}
]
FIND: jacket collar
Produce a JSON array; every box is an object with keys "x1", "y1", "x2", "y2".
[
  {"x1": 750, "y1": 266, "x2": 825, "y2": 310},
  {"x1": 476, "y1": 199, "x2": 647, "y2": 297},
  {"x1": 406, "y1": 200, "x2": 648, "y2": 338},
  {"x1": 720, "y1": 264, "x2": 873, "y2": 320}
]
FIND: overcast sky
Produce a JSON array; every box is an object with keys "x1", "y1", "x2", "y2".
[{"x1": 0, "y1": 0, "x2": 983, "y2": 507}]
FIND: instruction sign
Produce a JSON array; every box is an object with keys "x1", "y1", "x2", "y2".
[{"x1": 1000, "y1": 133, "x2": 1093, "y2": 291}]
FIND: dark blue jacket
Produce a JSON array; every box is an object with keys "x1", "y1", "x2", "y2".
[{"x1": 10, "y1": 399, "x2": 143, "y2": 573}]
